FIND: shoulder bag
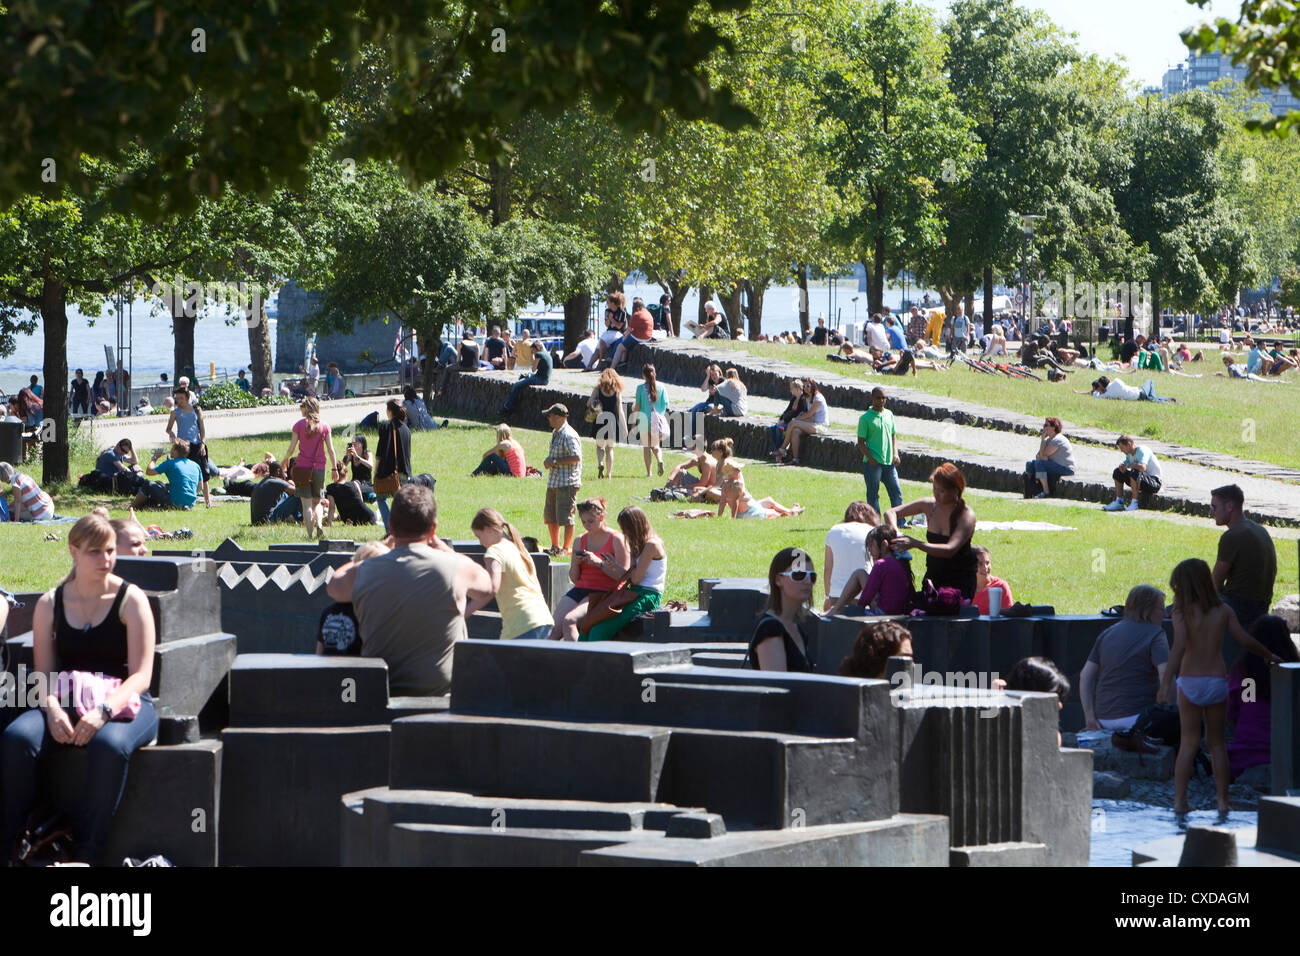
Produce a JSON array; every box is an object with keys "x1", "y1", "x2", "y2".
[
  {"x1": 291, "y1": 422, "x2": 322, "y2": 487},
  {"x1": 374, "y1": 425, "x2": 403, "y2": 495},
  {"x1": 577, "y1": 568, "x2": 639, "y2": 635}
]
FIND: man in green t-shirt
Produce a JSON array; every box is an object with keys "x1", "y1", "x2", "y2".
[{"x1": 856, "y1": 387, "x2": 902, "y2": 518}]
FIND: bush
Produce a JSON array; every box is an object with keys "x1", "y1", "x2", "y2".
[{"x1": 197, "y1": 381, "x2": 294, "y2": 410}]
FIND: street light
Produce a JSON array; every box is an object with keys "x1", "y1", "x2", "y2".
[
  {"x1": 851, "y1": 296, "x2": 859, "y2": 326},
  {"x1": 1017, "y1": 213, "x2": 1044, "y2": 327}
]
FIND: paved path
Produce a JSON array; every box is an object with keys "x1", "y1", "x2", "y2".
[{"x1": 545, "y1": 368, "x2": 1300, "y2": 523}]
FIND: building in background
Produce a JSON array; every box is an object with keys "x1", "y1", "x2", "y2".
[{"x1": 1145, "y1": 52, "x2": 1300, "y2": 116}]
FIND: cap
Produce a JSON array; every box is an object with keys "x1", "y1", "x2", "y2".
[{"x1": 543, "y1": 403, "x2": 568, "y2": 418}]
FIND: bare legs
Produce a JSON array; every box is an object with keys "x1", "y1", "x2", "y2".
[
  {"x1": 549, "y1": 593, "x2": 588, "y2": 641},
  {"x1": 1173, "y1": 692, "x2": 1230, "y2": 817},
  {"x1": 595, "y1": 440, "x2": 614, "y2": 478}
]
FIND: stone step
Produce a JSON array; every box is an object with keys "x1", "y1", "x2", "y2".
[
  {"x1": 1274, "y1": 663, "x2": 1300, "y2": 795},
  {"x1": 45, "y1": 740, "x2": 221, "y2": 867},
  {"x1": 950, "y1": 842, "x2": 1049, "y2": 866},
  {"x1": 389, "y1": 713, "x2": 673, "y2": 803},
  {"x1": 220, "y1": 725, "x2": 391, "y2": 866},
  {"x1": 228, "y1": 653, "x2": 390, "y2": 727},
  {"x1": 578, "y1": 815, "x2": 950, "y2": 866}
]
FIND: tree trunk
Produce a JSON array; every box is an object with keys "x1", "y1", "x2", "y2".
[
  {"x1": 724, "y1": 281, "x2": 744, "y2": 339},
  {"x1": 173, "y1": 307, "x2": 197, "y2": 385},
  {"x1": 698, "y1": 285, "x2": 714, "y2": 328},
  {"x1": 488, "y1": 157, "x2": 512, "y2": 226},
  {"x1": 41, "y1": 280, "x2": 70, "y2": 485},
  {"x1": 871, "y1": 238, "x2": 886, "y2": 316},
  {"x1": 744, "y1": 278, "x2": 767, "y2": 340},
  {"x1": 964, "y1": 291, "x2": 976, "y2": 326},
  {"x1": 982, "y1": 267, "x2": 994, "y2": 336},
  {"x1": 563, "y1": 291, "x2": 591, "y2": 353},
  {"x1": 420, "y1": 330, "x2": 439, "y2": 406},
  {"x1": 797, "y1": 263, "x2": 811, "y2": 340},
  {"x1": 247, "y1": 298, "x2": 274, "y2": 396}
]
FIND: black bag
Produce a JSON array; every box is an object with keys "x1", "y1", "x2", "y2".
[
  {"x1": 1130, "y1": 704, "x2": 1180, "y2": 748},
  {"x1": 13, "y1": 812, "x2": 75, "y2": 867},
  {"x1": 906, "y1": 578, "x2": 962, "y2": 616}
]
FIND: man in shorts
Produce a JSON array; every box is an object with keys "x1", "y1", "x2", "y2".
[{"x1": 542, "y1": 403, "x2": 582, "y2": 556}]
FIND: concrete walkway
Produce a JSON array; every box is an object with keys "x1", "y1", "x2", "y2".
[{"x1": 544, "y1": 368, "x2": 1300, "y2": 524}]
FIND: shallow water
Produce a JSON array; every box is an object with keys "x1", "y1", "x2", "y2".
[{"x1": 1089, "y1": 799, "x2": 1258, "y2": 866}]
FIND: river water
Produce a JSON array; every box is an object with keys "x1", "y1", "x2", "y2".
[{"x1": 1, "y1": 278, "x2": 929, "y2": 394}]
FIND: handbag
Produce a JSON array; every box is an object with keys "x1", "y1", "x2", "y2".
[
  {"x1": 577, "y1": 570, "x2": 639, "y2": 635},
  {"x1": 373, "y1": 425, "x2": 403, "y2": 495},
  {"x1": 54, "y1": 670, "x2": 142, "y2": 721},
  {"x1": 292, "y1": 423, "x2": 324, "y2": 486}
]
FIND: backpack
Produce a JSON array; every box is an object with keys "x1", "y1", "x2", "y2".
[{"x1": 907, "y1": 578, "x2": 963, "y2": 616}]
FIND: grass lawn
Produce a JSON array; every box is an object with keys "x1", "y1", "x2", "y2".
[
  {"x1": 698, "y1": 340, "x2": 1300, "y2": 470},
  {"x1": 3, "y1": 420, "x2": 1294, "y2": 614}
]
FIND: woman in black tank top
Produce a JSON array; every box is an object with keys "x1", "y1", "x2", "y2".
[
  {"x1": 0, "y1": 512, "x2": 158, "y2": 864},
  {"x1": 884, "y1": 463, "x2": 979, "y2": 599}
]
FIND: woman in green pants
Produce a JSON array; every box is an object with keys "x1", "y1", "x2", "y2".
[{"x1": 584, "y1": 506, "x2": 667, "y2": 641}]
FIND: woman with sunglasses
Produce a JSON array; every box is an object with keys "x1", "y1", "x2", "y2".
[
  {"x1": 885, "y1": 462, "x2": 979, "y2": 600},
  {"x1": 748, "y1": 547, "x2": 818, "y2": 671}
]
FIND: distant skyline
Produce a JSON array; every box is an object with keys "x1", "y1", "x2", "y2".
[{"x1": 921, "y1": 0, "x2": 1245, "y2": 89}]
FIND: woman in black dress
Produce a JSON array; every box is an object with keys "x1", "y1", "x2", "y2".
[
  {"x1": 374, "y1": 399, "x2": 412, "y2": 533},
  {"x1": 885, "y1": 462, "x2": 978, "y2": 599},
  {"x1": 1, "y1": 512, "x2": 158, "y2": 864}
]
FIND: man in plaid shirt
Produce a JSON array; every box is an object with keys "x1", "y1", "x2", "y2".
[{"x1": 542, "y1": 403, "x2": 583, "y2": 555}]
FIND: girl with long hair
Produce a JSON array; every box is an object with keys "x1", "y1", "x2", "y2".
[
  {"x1": 467, "y1": 508, "x2": 554, "y2": 641},
  {"x1": 372, "y1": 399, "x2": 412, "y2": 533},
  {"x1": 633, "y1": 364, "x2": 668, "y2": 477},
  {"x1": 774, "y1": 379, "x2": 829, "y2": 466},
  {"x1": 825, "y1": 524, "x2": 914, "y2": 617},
  {"x1": 282, "y1": 396, "x2": 338, "y2": 538},
  {"x1": 473, "y1": 423, "x2": 527, "y2": 477},
  {"x1": 886, "y1": 462, "x2": 978, "y2": 599},
  {"x1": 0, "y1": 512, "x2": 158, "y2": 864},
  {"x1": 550, "y1": 498, "x2": 629, "y2": 641},
  {"x1": 584, "y1": 506, "x2": 666, "y2": 642},
  {"x1": 588, "y1": 368, "x2": 624, "y2": 479},
  {"x1": 1159, "y1": 558, "x2": 1283, "y2": 826}
]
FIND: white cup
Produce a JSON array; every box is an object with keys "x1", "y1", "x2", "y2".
[{"x1": 987, "y1": 587, "x2": 1002, "y2": 617}]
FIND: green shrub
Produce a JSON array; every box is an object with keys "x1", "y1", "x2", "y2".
[{"x1": 198, "y1": 381, "x2": 294, "y2": 410}]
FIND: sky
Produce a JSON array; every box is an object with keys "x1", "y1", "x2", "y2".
[{"x1": 920, "y1": 0, "x2": 1245, "y2": 89}]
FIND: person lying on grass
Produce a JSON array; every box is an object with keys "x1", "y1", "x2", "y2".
[{"x1": 716, "y1": 463, "x2": 803, "y2": 519}]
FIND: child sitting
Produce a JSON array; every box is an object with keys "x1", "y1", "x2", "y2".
[{"x1": 716, "y1": 462, "x2": 802, "y2": 519}]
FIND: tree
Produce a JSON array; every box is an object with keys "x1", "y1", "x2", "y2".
[
  {"x1": 1183, "y1": 0, "x2": 1300, "y2": 134},
  {"x1": 0, "y1": 1, "x2": 756, "y2": 217},
  {"x1": 812, "y1": 0, "x2": 978, "y2": 316},
  {"x1": 1111, "y1": 90, "x2": 1257, "y2": 337}
]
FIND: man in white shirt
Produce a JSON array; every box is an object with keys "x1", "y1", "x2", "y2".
[{"x1": 1103, "y1": 435, "x2": 1162, "y2": 512}]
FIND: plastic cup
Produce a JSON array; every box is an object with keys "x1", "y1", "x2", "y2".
[{"x1": 987, "y1": 587, "x2": 1002, "y2": 617}]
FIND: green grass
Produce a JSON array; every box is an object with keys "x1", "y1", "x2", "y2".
[
  {"x1": 4, "y1": 420, "x2": 1294, "y2": 614},
  {"x1": 701, "y1": 340, "x2": 1300, "y2": 470}
]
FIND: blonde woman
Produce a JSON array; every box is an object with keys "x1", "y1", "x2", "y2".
[
  {"x1": 282, "y1": 396, "x2": 337, "y2": 539},
  {"x1": 982, "y1": 324, "x2": 1007, "y2": 358},
  {"x1": 467, "y1": 508, "x2": 554, "y2": 640},
  {"x1": 473, "y1": 423, "x2": 527, "y2": 476},
  {"x1": 588, "y1": 367, "x2": 624, "y2": 479},
  {"x1": 633, "y1": 363, "x2": 669, "y2": 477},
  {"x1": 0, "y1": 512, "x2": 157, "y2": 864}
]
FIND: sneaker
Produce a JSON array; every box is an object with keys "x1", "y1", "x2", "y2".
[
  {"x1": 1034, "y1": 490, "x2": 1049, "y2": 499},
  {"x1": 658, "y1": 461, "x2": 664, "y2": 477},
  {"x1": 1124, "y1": 500, "x2": 1140, "y2": 512},
  {"x1": 1102, "y1": 498, "x2": 1125, "y2": 512},
  {"x1": 440, "y1": 419, "x2": 450, "y2": 429}
]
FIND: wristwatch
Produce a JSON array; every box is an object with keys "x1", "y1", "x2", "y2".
[{"x1": 99, "y1": 701, "x2": 114, "y2": 721}]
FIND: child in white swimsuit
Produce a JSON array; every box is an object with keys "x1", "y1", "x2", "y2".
[{"x1": 1159, "y1": 558, "x2": 1283, "y2": 827}]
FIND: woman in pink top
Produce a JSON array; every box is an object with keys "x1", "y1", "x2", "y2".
[
  {"x1": 473, "y1": 424, "x2": 527, "y2": 477},
  {"x1": 824, "y1": 525, "x2": 914, "y2": 617},
  {"x1": 549, "y1": 497, "x2": 629, "y2": 641},
  {"x1": 282, "y1": 397, "x2": 337, "y2": 539},
  {"x1": 971, "y1": 546, "x2": 1013, "y2": 615}
]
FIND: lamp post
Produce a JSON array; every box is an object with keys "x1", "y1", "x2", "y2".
[{"x1": 1017, "y1": 213, "x2": 1044, "y2": 327}]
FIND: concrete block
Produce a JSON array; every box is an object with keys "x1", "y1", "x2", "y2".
[
  {"x1": 1272, "y1": 663, "x2": 1300, "y2": 796},
  {"x1": 1091, "y1": 738, "x2": 1176, "y2": 780},
  {"x1": 1257, "y1": 796, "x2": 1300, "y2": 855},
  {"x1": 1178, "y1": 826, "x2": 1238, "y2": 866},
  {"x1": 227, "y1": 653, "x2": 390, "y2": 727},
  {"x1": 221, "y1": 725, "x2": 390, "y2": 865},
  {"x1": 579, "y1": 815, "x2": 951, "y2": 866},
  {"x1": 665, "y1": 812, "x2": 725, "y2": 839},
  {"x1": 46, "y1": 740, "x2": 221, "y2": 867},
  {"x1": 152, "y1": 632, "x2": 236, "y2": 716},
  {"x1": 950, "y1": 842, "x2": 1048, "y2": 867},
  {"x1": 387, "y1": 823, "x2": 657, "y2": 866},
  {"x1": 389, "y1": 713, "x2": 673, "y2": 803}
]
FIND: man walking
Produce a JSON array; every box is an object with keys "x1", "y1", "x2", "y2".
[
  {"x1": 856, "y1": 387, "x2": 903, "y2": 518},
  {"x1": 1103, "y1": 435, "x2": 1161, "y2": 512},
  {"x1": 326, "y1": 484, "x2": 491, "y2": 696},
  {"x1": 1209, "y1": 483, "x2": 1276, "y2": 629},
  {"x1": 948, "y1": 304, "x2": 970, "y2": 357},
  {"x1": 542, "y1": 403, "x2": 582, "y2": 555}
]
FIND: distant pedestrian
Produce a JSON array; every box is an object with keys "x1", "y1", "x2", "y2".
[
  {"x1": 542, "y1": 403, "x2": 582, "y2": 555},
  {"x1": 856, "y1": 387, "x2": 902, "y2": 518},
  {"x1": 235, "y1": 370, "x2": 251, "y2": 392}
]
